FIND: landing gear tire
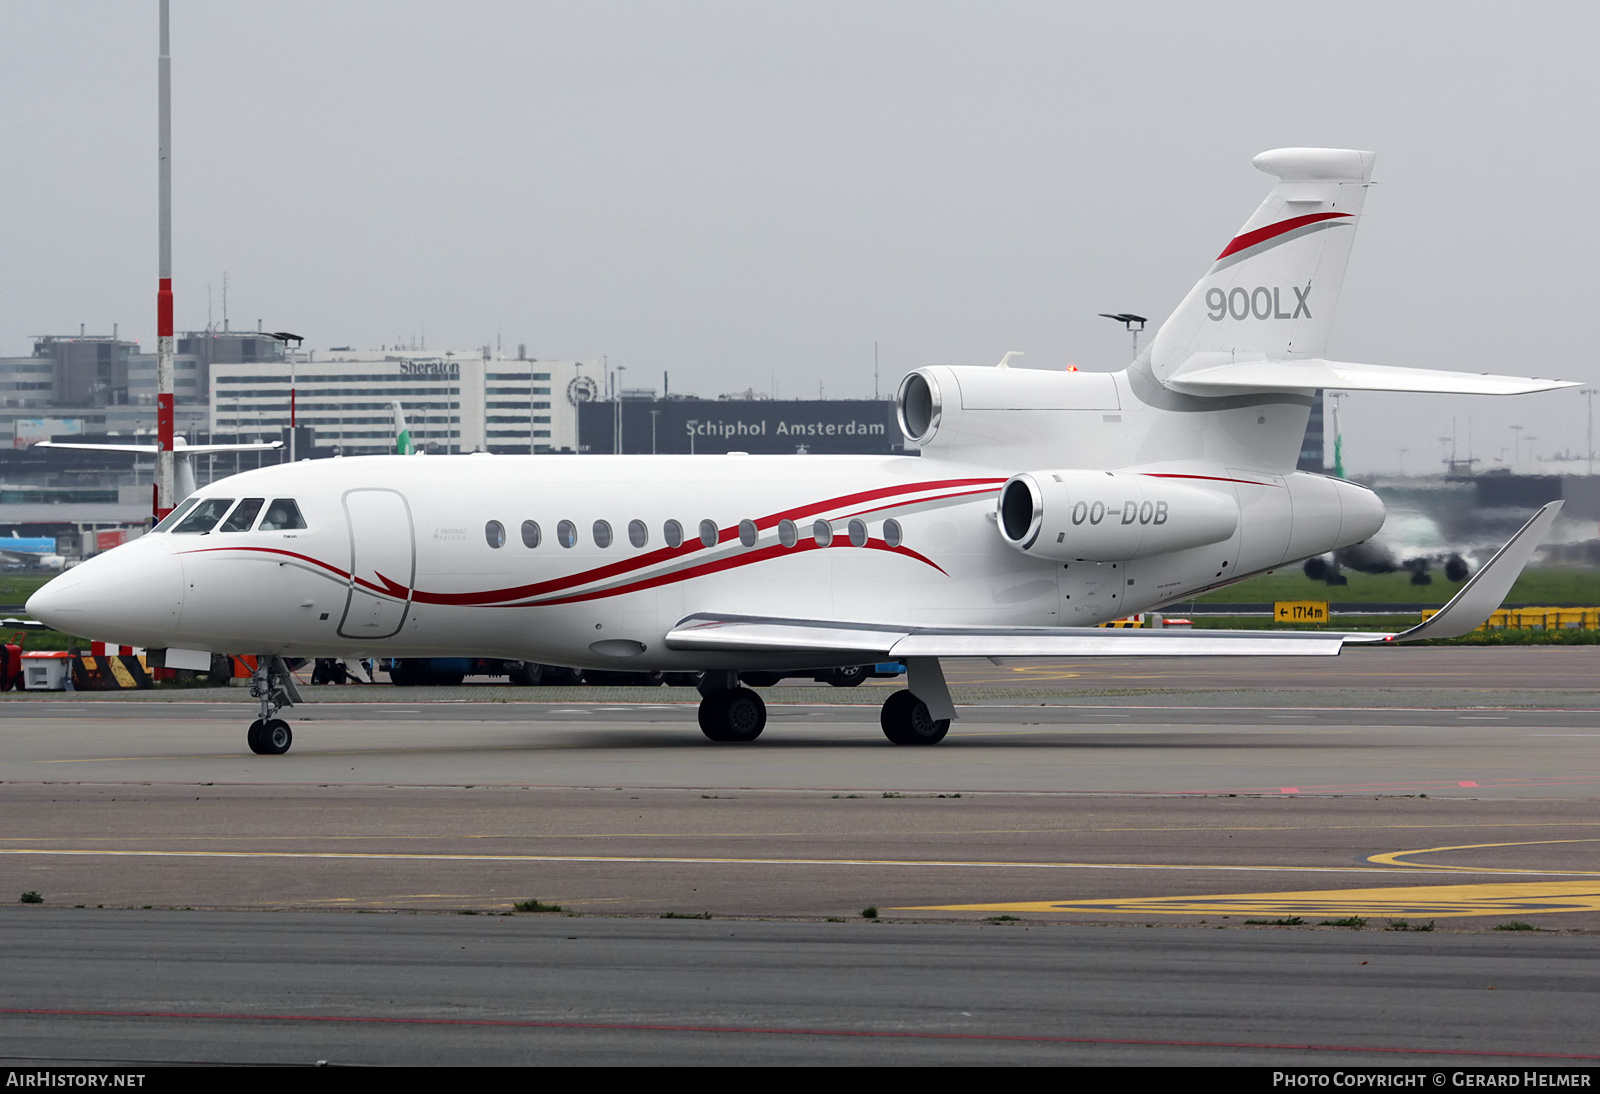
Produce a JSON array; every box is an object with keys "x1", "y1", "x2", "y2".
[
  {"x1": 698, "y1": 687, "x2": 767, "y2": 743},
  {"x1": 507, "y1": 661, "x2": 543, "y2": 687},
  {"x1": 247, "y1": 718, "x2": 292, "y2": 754},
  {"x1": 822, "y1": 665, "x2": 869, "y2": 688},
  {"x1": 880, "y1": 689, "x2": 949, "y2": 746},
  {"x1": 257, "y1": 719, "x2": 293, "y2": 755}
]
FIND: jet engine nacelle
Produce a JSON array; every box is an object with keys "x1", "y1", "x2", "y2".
[{"x1": 997, "y1": 470, "x2": 1239, "y2": 562}]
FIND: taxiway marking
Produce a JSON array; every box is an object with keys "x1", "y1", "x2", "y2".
[
  {"x1": 1367, "y1": 838, "x2": 1600, "y2": 874},
  {"x1": 908, "y1": 879, "x2": 1600, "y2": 918},
  {"x1": 0, "y1": 847, "x2": 1590, "y2": 876}
]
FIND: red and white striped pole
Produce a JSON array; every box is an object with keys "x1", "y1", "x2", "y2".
[{"x1": 154, "y1": 0, "x2": 176, "y2": 519}]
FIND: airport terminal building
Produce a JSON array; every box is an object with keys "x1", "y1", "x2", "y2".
[{"x1": 209, "y1": 351, "x2": 591, "y2": 455}]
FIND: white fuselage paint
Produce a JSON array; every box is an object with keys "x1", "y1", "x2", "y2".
[{"x1": 28, "y1": 363, "x2": 1385, "y2": 671}]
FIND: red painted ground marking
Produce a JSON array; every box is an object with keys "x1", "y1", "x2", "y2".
[
  {"x1": 1459, "y1": 781, "x2": 1480, "y2": 788},
  {"x1": 1, "y1": 1007, "x2": 1596, "y2": 1060},
  {"x1": 1280, "y1": 787, "x2": 1300, "y2": 794}
]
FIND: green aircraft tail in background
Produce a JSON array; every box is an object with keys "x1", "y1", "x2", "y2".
[{"x1": 392, "y1": 402, "x2": 415, "y2": 455}]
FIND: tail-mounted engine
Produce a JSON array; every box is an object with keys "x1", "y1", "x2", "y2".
[{"x1": 997, "y1": 470, "x2": 1238, "y2": 562}]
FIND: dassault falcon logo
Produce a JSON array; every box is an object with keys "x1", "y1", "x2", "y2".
[{"x1": 1206, "y1": 285, "x2": 1311, "y2": 321}]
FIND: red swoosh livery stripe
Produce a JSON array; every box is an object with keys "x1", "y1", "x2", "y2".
[
  {"x1": 1141, "y1": 473, "x2": 1282, "y2": 487},
  {"x1": 1216, "y1": 211, "x2": 1351, "y2": 261},
  {"x1": 177, "y1": 476, "x2": 1000, "y2": 608}
]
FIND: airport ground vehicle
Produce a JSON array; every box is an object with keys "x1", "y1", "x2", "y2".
[{"x1": 27, "y1": 148, "x2": 1571, "y2": 754}]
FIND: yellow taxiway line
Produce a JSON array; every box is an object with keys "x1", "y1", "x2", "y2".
[{"x1": 905, "y1": 879, "x2": 1600, "y2": 918}]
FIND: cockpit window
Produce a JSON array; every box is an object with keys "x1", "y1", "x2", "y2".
[
  {"x1": 171, "y1": 497, "x2": 235, "y2": 535},
  {"x1": 152, "y1": 497, "x2": 199, "y2": 533},
  {"x1": 219, "y1": 498, "x2": 265, "y2": 533},
  {"x1": 258, "y1": 499, "x2": 307, "y2": 531}
]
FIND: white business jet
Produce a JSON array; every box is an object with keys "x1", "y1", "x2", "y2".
[{"x1": 27, "y1": 148, "x2": 1574, "y2": 755}]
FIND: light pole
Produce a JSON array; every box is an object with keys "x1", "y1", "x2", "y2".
[
  {"x1": 613, "y1": 364, "x2": 626, "y2": 454},
  {"x1": 1582, "y1": 389, "x2": 1598, "y2": 475},
  {"x1": 1099, "y1": 312, "x2": 1148, "y2": 358},
  {"x1": 1509, "y1": 425, "x2": 1523, "y2": 472},
  {"x1": 1327, "y1": 392, "x2": 1347, "y2": 477},
  {"x1": 261, "y1": 331, "x2": 303, "y2": 461}
]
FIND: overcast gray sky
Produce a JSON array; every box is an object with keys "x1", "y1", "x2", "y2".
[{"x1": 3, "y1": 1, "x2": 1597, "y2": 474}]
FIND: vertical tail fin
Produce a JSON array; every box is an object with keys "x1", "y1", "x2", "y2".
[
  {"x1": 1148, "y1": 148, "x2": 1376, "y2": 384},
  {"x1": 391, "y1": 402, "x2": 414, "y2": 455}
]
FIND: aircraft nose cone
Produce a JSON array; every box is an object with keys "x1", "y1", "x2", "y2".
[{"x1": 27, "y1": 539, "x2": 184, "y2": 647}]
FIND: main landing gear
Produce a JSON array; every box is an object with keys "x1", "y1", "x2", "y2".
[
  {"x1": 697, "y1": 672, "x2": 767, "y2": 742},
  {"x1": 879, "y1": 689, "x2": 949, "y2": 745},
  {"x1": 694, "y1": 658, "x2": 958, "y2": 746},
  {"x1": 246, "y1": 656, "x2": 302, "y2": 755}
]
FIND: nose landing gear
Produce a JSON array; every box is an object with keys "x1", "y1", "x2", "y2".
[{"x1": 246, "y1": 656, "x2": 302, "y2": 755}]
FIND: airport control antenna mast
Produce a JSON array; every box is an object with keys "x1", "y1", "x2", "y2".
[{"x1": 154, "y1": 0, "x2": 176, "y2": 519}]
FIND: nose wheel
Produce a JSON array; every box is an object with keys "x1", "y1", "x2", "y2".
[
  {"x1": 245, "y1": 655, "x2": 302, "y2": 755},
  {"x1": 247, "y1": 718, "x2": 293, "y2": 755}
]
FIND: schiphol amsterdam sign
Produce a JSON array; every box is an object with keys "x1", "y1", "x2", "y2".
[
  {"x1": 581, "y1": 399, "x2": 904, "y2": 455},
  {"x1": 685, "y1": 417, "x2": 887, "y2": 440}
]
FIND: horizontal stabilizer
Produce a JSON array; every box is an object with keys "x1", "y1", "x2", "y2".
[{"x1": 1165, "y1": 355, "x2": 1577, "y2": 396}]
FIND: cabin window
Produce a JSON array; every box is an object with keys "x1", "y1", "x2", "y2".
[
  {"x1": 812, "y1": 519, "x2": 833, "y2": 547},
  {"x1": 220, "y1": 498, "x2": 265, "y2": 533},
  {"x1": 259, "y1": 499, "x2": 307, "y2": 531},
  {"x1": 521, "y1": 520, "x2": 541, "y2": 549},
  {"x1": 848, "y1": 519, "x2": 868, "y2": 547},
  {"x1": 664, "y1": 519, "x2": 683, "y2": 549},
  {"x1": 628, "y1": 519, "x2": 648, "y2": 548},
  {"x1": 778, "y1": 519, "x2": 798, "y2": 548},
  {"x1": 172, "y1": 497, "x2": 234, "y2": 534},
  {"x1": 153, "y1": 497, "x2": 199, "y2": 533},
  {"x1": 883, "y1": 519, "x2": 903, "y2": 548},
  {"x1": 698, "y1": 519, "x2": 718, "y2": 548},
  {"x1": 557, "y1": 520, "x2": 577, "y2": 548},
  {"x1": 593, "y1": 520, "x2": 613, "y2": 548},
  {"x1": 738, "y1": 519, "x2": 758, "y2": 547},
  {"x1": 485, "y1": 520, "x2": 506, "y2": 549}
]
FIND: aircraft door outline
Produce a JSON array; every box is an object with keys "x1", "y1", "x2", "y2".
[{"x1": 337, "y1": 487, "x2": 416, "y2": 640}]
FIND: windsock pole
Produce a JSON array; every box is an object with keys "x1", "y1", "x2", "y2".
[{"x1": 154, "y1": 0, "x2": 176, "y2": 519}]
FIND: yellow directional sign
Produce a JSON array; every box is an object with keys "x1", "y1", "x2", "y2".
[{"x1": 1275, "y1": 600, "x2": 1329, "y2": 623}]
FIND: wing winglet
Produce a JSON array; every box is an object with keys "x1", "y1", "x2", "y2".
[{"x1": 1346, "y1": 501, "x2": 1563, "y2": 644}]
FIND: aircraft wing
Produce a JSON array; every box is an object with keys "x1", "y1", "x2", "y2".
[
  {"x1": 171, "y1": 442, "x2": 284, "y2": 455},
  {"x1": 33, "y1": 440, "x2": 283, "y2": 455},
  {"x1": 1165, "y1": 355, "x2": 1576, "y2": 396},
  {"x1": 666, "y1": 615, "x2": 1353, "y2": 659},
  {"x1": 666, "y1": 502, "x2": 1563, "y2": 660},
  {"x1": 33, "y1": 441, "x2": 159, "y2": 455}
]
